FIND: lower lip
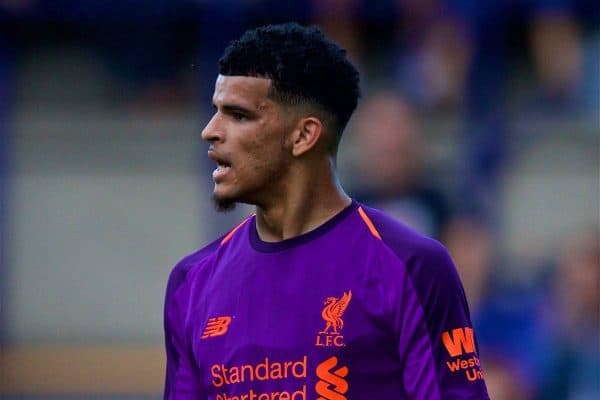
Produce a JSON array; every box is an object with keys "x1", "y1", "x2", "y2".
[{"x1": 212, "y1": 166, "x2": 231, "y2": 181}]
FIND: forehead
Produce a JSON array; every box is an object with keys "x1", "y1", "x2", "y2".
[{"x1": 213, "y1": 75, "x2": 273, "y2": 109}]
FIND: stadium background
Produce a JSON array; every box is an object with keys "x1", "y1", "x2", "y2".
[{"x1": 0, "y1": 1, "x2": 598, "y2": 399}]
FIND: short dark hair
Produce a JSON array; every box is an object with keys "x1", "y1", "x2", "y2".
[{"x1": 219, "y1": 22, "x2": 361, "y2": 147}]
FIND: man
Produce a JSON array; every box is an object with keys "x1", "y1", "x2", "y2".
[
  {"x1": 351, "y1": 91, "x2": 454, "y2": 240},
  {"x1": 164, "y1": 22, "x2": 489, "y2": 399}
]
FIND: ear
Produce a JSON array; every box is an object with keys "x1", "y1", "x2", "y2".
[{"x1": 290, "y1": 117, "x2": 323, "y2": 157}]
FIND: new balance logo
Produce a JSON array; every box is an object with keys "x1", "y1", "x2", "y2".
[
  {"x1": 441, "y1": 327, "x2": 476, "y2": 357},
  {"x1": 201, "y1": 316, "x2": 232, "y2": 339},
  {"x1": 315, "y1": 356, "x2": 349, "y2": 400}
]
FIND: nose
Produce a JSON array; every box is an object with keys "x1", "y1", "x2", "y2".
[{"x1": 201, "y1": 114, "x2": 223, "y2": 143}]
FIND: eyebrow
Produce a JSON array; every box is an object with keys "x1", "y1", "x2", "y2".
[
  {"x1": 213, "y1": 103, "x2": 254, "y2": 115},
  {"x1": 221, "y1": 104, "x2": 253, "y2": 114}
]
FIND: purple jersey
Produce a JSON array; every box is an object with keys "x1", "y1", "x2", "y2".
[{"x1": 164, "y1": 201, "x2": 489, "y2": 399}]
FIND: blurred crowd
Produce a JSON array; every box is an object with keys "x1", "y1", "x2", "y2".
[
  {"x1": 349, "y1": 88, "x2": 599, "y2": 399},
  {"x1": 1, "y1": 1, "x2": 598, "y2": 399}
]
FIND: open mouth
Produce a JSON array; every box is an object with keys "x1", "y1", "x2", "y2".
[
  {"x1": 212, "y1": 163, "x2": 231, "y2": 182},
  {"x1": 215, "y1": 161, "x2": 231, "y2": 174},
  {"x1": 208, "y1": 150, "x2": 232, "y2": 181}
]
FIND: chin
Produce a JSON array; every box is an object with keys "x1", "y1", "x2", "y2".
[{"x1": 212, "y1": 192, "x2": 237, "y2": 213}]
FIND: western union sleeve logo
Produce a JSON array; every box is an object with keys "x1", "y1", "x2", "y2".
[
  {"x1": 441, "y1": 327, "x2": 485, "y2": 382},
  {"x1": 441, "y1": 327, "x2": 475, "y2": 357}
]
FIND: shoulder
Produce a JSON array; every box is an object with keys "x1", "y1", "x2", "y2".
[
  {"x1": 165, "y1": 215, "x2": 255, "y2": 301},
  {"x1": 358, "y1": 203, "x2": 451, "y2": 264},
  {"x1": 360, "y1": 204, "x2": 488, "y2": 397},
  {"x1": 165, "y1": 236, "x2": 223, "y2": 301},
  {"x1": 358, "y1": 203, "x2": 461, "y2": 292}
]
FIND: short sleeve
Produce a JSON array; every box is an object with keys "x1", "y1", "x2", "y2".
[
  {"x1": 164, "y1": 266, "x2": 203, "y2": 400},
  {"x1": 163, "y1": 238, "x2": 224, "y2": 399},
  {"x1": 396, "y1": 239, "x2": 490, "y2": 399}
]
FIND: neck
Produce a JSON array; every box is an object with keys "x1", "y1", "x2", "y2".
[{"x1": 254, "y1": 158, "x2": 351, "y2": 242}]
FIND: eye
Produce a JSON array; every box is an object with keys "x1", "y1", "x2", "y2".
[{"x1": 232, "y1": 112, "x2": 248, "y2": 122}]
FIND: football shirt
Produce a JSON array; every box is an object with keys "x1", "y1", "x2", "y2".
[{"x1": 164, "y1": 201, "x2": 489, "y2": 399}]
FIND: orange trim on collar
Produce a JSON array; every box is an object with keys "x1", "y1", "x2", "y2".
[
  {"x1": 357, "y1": 207, "x2": 382, "y2": 240},
  {"x1": 220, "y1": 216, "x2": 253, "y2": 245}
]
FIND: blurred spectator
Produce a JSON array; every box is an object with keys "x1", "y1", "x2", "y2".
[
  {"x1": 453, "y1": 224, "x2": 600, "y2": 399},
  {"x1": 452, "y1": 0, "x2": 596, "y2": 219},
  {"x1": 394, "y1": 1, "x2": 472, "y2": 111},
  {"x1": 554, "y1": 228, "x2": 599, "y2": 340},
  {"x1": 541, "y1": 227, "x2": 600, "y2": 400},
  {"x1": 310, "y1": 0, "x2": 365, "y2": 71},
  {"x1": 484, "y1": 354, "x2": 533, "y2": 400},
  {"x1": 443, "y1": 217, "x2": 494, "y2": 314},
  {"x1": 310, "y1": 0, "x2": 404, "y2": 85},
  {"x1": 530, "y1": 11, "x2": 584, "y2": 110},
  {"x1": 444, "y1": 216, "x2": 557, "y2": 397},
  {"x1": 350, "y1": 91, "x2": 453, "y2": 240}
]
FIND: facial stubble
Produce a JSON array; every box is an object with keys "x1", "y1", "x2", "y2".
[{"x1": 212, "y1": 194, "x2": 237, "y2": 213}]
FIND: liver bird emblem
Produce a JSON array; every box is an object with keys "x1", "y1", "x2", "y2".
[{"x1": 320, "y1": 291, "x2": 352, "y2": 334}]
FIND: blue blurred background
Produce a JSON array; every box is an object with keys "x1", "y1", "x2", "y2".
[{"x1": 0, "y1": 1, "x2": 598, "y2": 399}]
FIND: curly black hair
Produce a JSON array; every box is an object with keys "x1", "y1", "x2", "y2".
[{"x1": 219, "y1": 22, "x2": 361, "y2": 148}]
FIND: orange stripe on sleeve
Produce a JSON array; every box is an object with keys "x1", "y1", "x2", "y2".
[
  {"x1": 357, "y1": 206, "x2": 382, "y2": 240},
  {"x1": 220, "y1": 215, "x2": 253, "y2": 245}
]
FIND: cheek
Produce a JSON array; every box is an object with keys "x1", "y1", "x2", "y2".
[
  {"x1": 242, "y1": 133, "x2": 286, "y2": 170},
  {"x1": 248, "y1": 147, "x2": 286, "y2": 177},
  {"x1": 228, "y1": 145, "x2": 272, "y2": 186}
]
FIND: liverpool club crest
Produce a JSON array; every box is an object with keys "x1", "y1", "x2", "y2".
[{"x1": 316, "y1": 291, "x2": 352, "y2": 347}]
